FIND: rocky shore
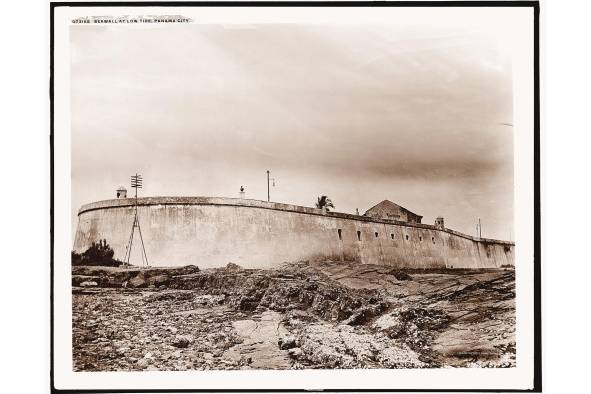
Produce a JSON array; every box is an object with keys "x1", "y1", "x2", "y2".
[{"x1": 72, "y1": 261, "x2": 515, "y2": 371}]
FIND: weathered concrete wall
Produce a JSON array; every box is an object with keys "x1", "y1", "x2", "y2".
[{"x1": 73, "y1": 197, "x2": 514, "y2": 269}]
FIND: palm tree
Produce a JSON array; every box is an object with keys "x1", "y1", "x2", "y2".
[{"x1": 316, "y1": 195, "x2": 335, "y2": 212}]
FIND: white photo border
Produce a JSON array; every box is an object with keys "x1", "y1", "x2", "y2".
[{"x1": 50, "y1": 1, "x2": 541, "y2": 392}]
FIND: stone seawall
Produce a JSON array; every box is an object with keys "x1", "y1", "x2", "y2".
[{"x1": 73, "y1": 197, "x2": 514, "y2": 269}]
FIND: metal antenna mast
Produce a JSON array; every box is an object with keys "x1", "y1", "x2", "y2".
[{"x1": 123, "y1": 173, "x2": 149, "y2": 267}]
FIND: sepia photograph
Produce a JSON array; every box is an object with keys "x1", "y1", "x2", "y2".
[{"x1": 51, "y1": 2, "x2": 539, "y2": 392}]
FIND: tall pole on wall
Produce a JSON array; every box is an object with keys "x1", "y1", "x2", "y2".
[
  {"x1": 267, "y1": 170, "x2": 270, "y2": 202},
  {"x1": 124, "y1": 173, "x2": 149, "y2": 267},
  {"x1": 478, "y1": 217, "x2": 482, "y2": 238}
]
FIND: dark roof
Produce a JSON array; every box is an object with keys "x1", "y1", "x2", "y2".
[{"x1": 364, "y1": 200, "x2": 423, "y2": 219}]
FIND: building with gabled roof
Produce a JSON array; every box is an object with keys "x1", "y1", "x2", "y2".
[{"x1": 363, "y1": 200, "x2": 423, "y2": 224}]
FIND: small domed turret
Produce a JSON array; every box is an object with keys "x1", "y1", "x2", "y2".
[
  {"x1": 434, "y1": 216, "x2": 445, "y2": 230},
  {"x1": 116, "y1": 186, "x2": 127, "y2": 199}
]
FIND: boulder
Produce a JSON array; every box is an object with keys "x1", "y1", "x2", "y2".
[
  {"x1": 136, "y1": 357, "x2": 151, "y2": 368},
  {"x1": 147, "y1": 274, "x2": 170, "y2": 287},
  {"x1": 169, "y1": 265, "x2": 200, "y2": 276},
  {"x1": 72, "y1": 276, "x2": 101, "y2": 286},
  {"x1": 392, "y1": 271, "x2": 413, "y2": 281},
  {"x1": 278, "y1": 336, "x2": 298, "y2": 350},
  {"x1": 287, "y1": 347, "x2": 303, "y2": 358},
  {"x1": 128, "y1": 274, "x2": 147, "y2": 288},
  {"x1": 172, "y1": 334, "x2": 194, "y2": 348}
]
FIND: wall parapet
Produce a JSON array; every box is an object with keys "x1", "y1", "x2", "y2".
[{"x1": 78, "y1": 196, "x2": 514, "y2": 246}]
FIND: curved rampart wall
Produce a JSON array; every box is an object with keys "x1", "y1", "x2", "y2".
[{"x1": 73, "y1": 197, "x2": 514, "y2": 269}]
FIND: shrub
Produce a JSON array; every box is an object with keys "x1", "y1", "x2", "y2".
[
  {"x1": 71, "y1": 251, "x2": 83, "y2": 266},
  {"x1": 72, "y1": 239, "x2": 124, "y2": 267}
]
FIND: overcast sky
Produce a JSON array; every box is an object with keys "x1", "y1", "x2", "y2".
[{"x1": 71, "y1": 23, "x2": 513, "y2": 240}]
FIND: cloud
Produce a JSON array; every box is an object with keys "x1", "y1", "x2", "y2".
[{"x1": 71, "y1": 23, "x2": 513, "y2": 240}]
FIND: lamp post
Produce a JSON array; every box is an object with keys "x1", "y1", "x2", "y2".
[
  {"x1": 267, "y1": 170, "x2": 270, "y2": 202},
  {"x1": 479, "y1": 218, "x2": 482, "y2": 238},
  {"x1": 266, "y1": 170, "x2": 277, "y2": 202}
]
